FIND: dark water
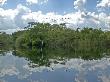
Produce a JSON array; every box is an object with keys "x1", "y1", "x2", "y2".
[{"x1": 0, "y1": 49, "x2": 110, "y2": 82}]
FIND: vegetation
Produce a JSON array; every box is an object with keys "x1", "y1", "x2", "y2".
[
  {"x1": 0, "y1": 32, "x2": 13, "y2": 50},
  {"x1": 12, "y1": 23, "x2": 110, "y2": 52},
  {"x1": 1, "y1": 22, "x2": 110, "y2": 61},
  {"x1": 0, "y1": 32, "x2": 12, "y2": 45}
]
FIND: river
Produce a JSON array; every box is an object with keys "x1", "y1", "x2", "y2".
[{"x1": 0, "y1": 49, "x2": 110, "y2": 82}]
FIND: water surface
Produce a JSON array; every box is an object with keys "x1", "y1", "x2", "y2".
[{"x1": 0, "y1": 49, "x2": 110, "y2": 82}]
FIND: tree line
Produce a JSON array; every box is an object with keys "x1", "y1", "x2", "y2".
[
  {"x1": 0, "y1": 22, "x2": 110, "y2": 52},
  {"x1": 11, "y1": 23, "x2": 110, "y2": 53},
  {"x1": 0, "y1": 22, "x2": 110, "y2": 60}
]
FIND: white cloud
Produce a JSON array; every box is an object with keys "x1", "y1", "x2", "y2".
[
  {"x1": 14, "y1": 4, "x2": 31, "y2": 28},
  {"x1": 0, "y1": 7, "x2": 110, "y2": 33},
  {"x1": 22, "y1": 10, "x2": 110, "y2": 29},
  {"x1": 26, "y1": 0, "x2": 48, "y2": 5},
  {"x1": 0, "y1": 4, "x2": 31, "y2": 30},
  {"x1": 26, "y1": 0, "x2": 38, "y2": 5},
  {"x1": 22, "y1": 11, "x2": 83, "y2": 28},
  {"x1": 0, "y1": 8, "x2": 17, "y2": 30},
  {"x1": 97, "y1": 0, "x2": 110, "y2": 8},
  {"x1": 0, "y1": 2, "x2": 110, "y2": 33},
  {"x1": 0, "y1": 0, "x2": 7, "y2": 6},
  {"x1": 40, "y1": 0, "x2": 48, "y2": 4},
  {"x1": 74, "y1": 0, "x2": 87, "y2": 11}
]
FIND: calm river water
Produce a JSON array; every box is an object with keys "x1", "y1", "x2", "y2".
[{"x1": 0, "y1": 50, "x2": 110, "y2": 82}]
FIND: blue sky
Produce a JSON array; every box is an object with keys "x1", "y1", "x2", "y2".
[
  {"x1": 2, "y1": 0, "x2": 99, "y2": 14},
  {"x1": 0, "y1": 0, "x2": 110, "y2": 33}
]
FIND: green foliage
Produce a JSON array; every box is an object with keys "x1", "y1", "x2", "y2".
[
  {"x1": 12, "y1": 23, "x2": 110, "y2": 52},
  {"x1": 0, "y1": 32, "x2": 13, "y2": 47},
  {"x1": 1, "y1": 22, "x2": 110, "y2": 61}
]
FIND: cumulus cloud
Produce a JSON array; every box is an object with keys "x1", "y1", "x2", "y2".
[
  {"x1": 26, "y1": 0, "x2": 48, "y2": 5},
  {"x1": 81, "y1": 12, "x2": 110, "y2": 29},
  {"x1": 0, "y1": 8, "x2": 17, "y2": 30},
  {"x1": 0, "y1": 6, "x2": 110, "y2": 32},
  {"x1": 97, "y1": 0, "x2": 110, "y2": 8},
  {"x1": 14, "y1": 4, "x2": 31, "y2": 28},
  {"x1": 0, "y1": 4, "x2": 31, "y2": 30},
  {"x1": 22, "y1": 11, "x2": 85, "y2": 28},
  {"x1": 0, "y1": 0, "x2": 110, "y2": 33},
  {"x1": 22, "y1": 10, "x2": 110, "y2": 29},
  {"x1": 26, "y1": 0, "x2": 38, "y2": 5},
  {"x1": 74, "y1": 0, "x2": 87, "y2": 11},
  {"x1": 72, "y1": 0, "x2": 110, "y2": 29},
  {"x1": 40, "y1": 0, "x2": 48, "y2": 5},
  {"x1": 0, "y1": 0, "x2": 7, "y2": 6}
]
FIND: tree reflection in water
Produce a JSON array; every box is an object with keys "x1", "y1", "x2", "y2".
[{"x1": 12, "y1": 47, "x2": 110, "y2": 68}]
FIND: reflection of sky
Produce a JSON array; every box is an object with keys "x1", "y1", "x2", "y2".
[{"x1": 0, "y1": 52, "x2": 110, "y2": 82}]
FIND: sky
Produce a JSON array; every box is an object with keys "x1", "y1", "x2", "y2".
[{"x1": 0, "y1": 0, "x2": 110, "y2": 33}]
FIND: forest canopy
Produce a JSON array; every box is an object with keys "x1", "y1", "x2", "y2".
[
  {"x1": 0, "y1": 22, "x2": 110, "y2": 52},
  {"x1": 10, "y1": 22, "x2": 110, "y2": 52}
]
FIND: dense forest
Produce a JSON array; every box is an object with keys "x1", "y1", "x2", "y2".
[
  {"x1": 0, "y1": 32, "x2": 13, "y2": 51},
  {"x1": 1, "y1": 22, "x2": 110, "y2": 53},
  {"x1": 12, "y1": 23, "x2": 110, "y2": 51}
]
